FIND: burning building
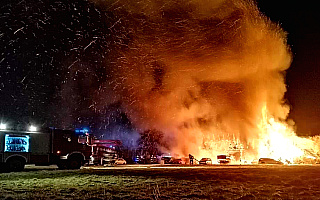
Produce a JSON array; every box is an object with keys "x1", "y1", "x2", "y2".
[{"x1": 90, "y1": 0, "x2": 320, "y2": 163}]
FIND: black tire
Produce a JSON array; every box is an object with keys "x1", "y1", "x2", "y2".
[
  {"x1": 7, "y1": 158, "x2": 25, "y2": 172},
  {"x1": 67, "y1": 158, "x2": 82, "y2": 169}
]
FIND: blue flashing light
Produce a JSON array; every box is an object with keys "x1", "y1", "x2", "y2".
[
  {"x1": 83, "y1": 128, "x2": 89, "y2": 133},
  {"x1": 75, "y1": 127, "x2": 90, "y2": 135}
]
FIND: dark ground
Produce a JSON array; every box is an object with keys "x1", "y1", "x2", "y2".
[{"x1": 1, "y1": 164, "x2": 320, "y2": 199}]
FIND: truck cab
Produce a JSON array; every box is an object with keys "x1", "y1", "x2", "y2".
[{"x1": 51, "y1": 129, "x2": 91, "y2": 169}]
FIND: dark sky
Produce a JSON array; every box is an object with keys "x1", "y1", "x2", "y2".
[
  {"x1": 0, "y1": 0, "x2": 115, "y2": 131},
  {"x1": 1, "y1": 0, "x2": 320, "y2": 136}
]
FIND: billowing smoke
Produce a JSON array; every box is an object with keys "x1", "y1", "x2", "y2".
[{"x1": 94, "y1": 0, "x2": 292, "y2": 156}]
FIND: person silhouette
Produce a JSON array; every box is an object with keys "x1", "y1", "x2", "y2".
[{"x1": 189, "y1": 154, "x2": 194, "y2": 165}]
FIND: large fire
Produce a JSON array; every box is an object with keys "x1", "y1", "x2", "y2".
[
  {"x1": 256, "y1": 105, "x2": 319, "y2": 164},
  {"x1": 93, "y1": 0, "x2": 319, "y2": 164},
  {"x1": 195, "y1": 104, "x2": 320, "y2": 164},
  {"x1": 257, "y1": 105, "x2": 304, "y2": 163}
]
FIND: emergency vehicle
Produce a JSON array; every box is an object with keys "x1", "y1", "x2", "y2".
[
  {"x1": 0, "y1": 126, "x2": 122, "y2": 171},
  {"x1": 0, "y1": 127, "x2": 93, "y2": 171}
]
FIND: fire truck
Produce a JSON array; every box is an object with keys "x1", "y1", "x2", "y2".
[
  {"x1": 0, "y1": 127, "x2": 93, "y2": 171},
  {"x1": 0, "y1": 127, "x2": 122, "y2": 172},
  {"x1": 78, "y1": 138, "x2": 122, "y2": 165}
]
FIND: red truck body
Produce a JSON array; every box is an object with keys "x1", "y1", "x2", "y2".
[{"x1": 0, "y1": 128, "x2": 121, "y2": 171}]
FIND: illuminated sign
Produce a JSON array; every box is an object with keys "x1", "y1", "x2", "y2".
[{"x1": 4, "y1": 134, "x2": 30, "y2": 152}]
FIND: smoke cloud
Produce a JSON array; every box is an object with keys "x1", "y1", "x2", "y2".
[{"x1": 94, "y1": 0, "x2": 292, "y2": 157}]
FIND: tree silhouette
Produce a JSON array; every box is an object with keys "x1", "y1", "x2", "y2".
[{"x1": 137, "y1": 129, "x2": 164, "y2": 163}]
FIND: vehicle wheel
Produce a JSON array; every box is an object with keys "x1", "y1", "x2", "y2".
[
  {"x1": 67, "y1": 158, "x2": 82, "y2": 169},
  {"x1": 7, "y1": 158, "x2": 25, "y2": 172}
]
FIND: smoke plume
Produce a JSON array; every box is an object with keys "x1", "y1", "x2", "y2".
[{"x1": 95, "y1": 0, "x2": 292, "y2": 156}]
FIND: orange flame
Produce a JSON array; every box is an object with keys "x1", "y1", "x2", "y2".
[
  {"x1": 257, "y1": 105, "x2": 304, "y2": 163},
  {"x1": 194, "y1": 105, "x2": 320, "y2": 164},
  {"x1": 254, "y1": 105, "x2": 318, "y2": 164}
]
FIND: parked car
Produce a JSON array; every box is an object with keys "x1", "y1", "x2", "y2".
[
  {"x1": 169, "y1": 158, "x2": 183, "y2": 164},
  {"x1": 217, "y1": 155, "x2": 231, "y2": 164},
  {"x1": 258, "y1": 158, "x2": 283, "y2": 164},
  {"x1": 199, "y1": 158, "x2": 212, "y2": 165},
  {"x1": 251, "y1": 159, "x2": 259, "y2": 164},
  {"x1": 115, "y1": 158, "x2": 127, "y2": 165},
  {"x1": 161, "y1": 156, "x2": 172, "y2": 164}
]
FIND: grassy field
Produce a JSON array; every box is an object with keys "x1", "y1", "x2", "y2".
[{"x1": 1, "y1": 165, "x2": 320, "y2": 199}]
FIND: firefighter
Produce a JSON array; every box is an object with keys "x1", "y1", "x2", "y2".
[{"x1": 189, "y1": 154, "x2": 194, "y2": 165}]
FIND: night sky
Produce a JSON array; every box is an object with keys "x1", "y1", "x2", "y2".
[
  {"x1": 1, "y1": 0, "x2": 320, "y2": 136},
  {"x1": 0, "y1": 0, "x2": 124, "y2": 133}
]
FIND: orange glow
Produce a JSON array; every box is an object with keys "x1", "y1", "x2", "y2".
[
  {"x1": 95, "y1": 0, "x2": 318, "y2": 165},
  {"x1": 257, "y1": 105, "x2": 304, "y2": 163},
  {"x1": 255, "y1": 105, "x2": 320, "y2": 164},
  {"x1": 193, "y1": 105, "x2": 320, "y2": 165}
]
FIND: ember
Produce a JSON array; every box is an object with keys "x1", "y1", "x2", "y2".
[{"x1": 93, "y1": 0, "x2": 317, "y2": 164}]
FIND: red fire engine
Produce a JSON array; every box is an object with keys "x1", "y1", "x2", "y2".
[
  {"x1": 78, "y1": 137, "x2": 122, "y2": 165},
  {"x1": 0, "y1": 127, "x2": 122, "y2": 172}
]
